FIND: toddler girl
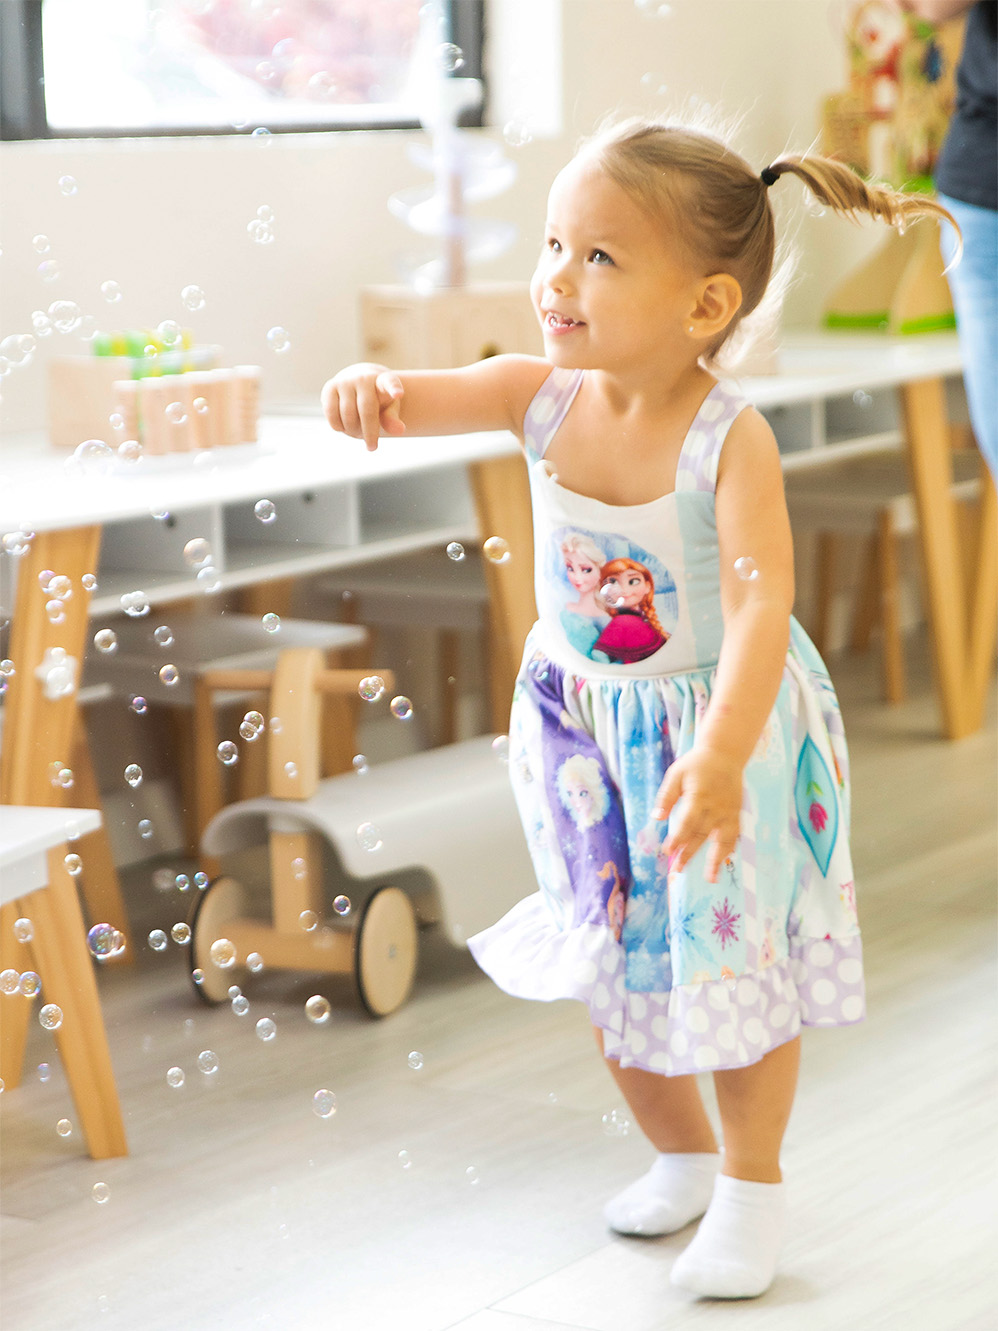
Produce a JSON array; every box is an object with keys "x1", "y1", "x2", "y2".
[{"x1": 323, "y1": 116, "x2": 956, "y2": 1300}]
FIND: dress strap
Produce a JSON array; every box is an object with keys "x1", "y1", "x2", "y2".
[
  {"x1": 523, "y1": 367, "x2": 585, "y2": 461},
  {"x1": 675, "y1": 380, "x2": 753, "y2": 494}
]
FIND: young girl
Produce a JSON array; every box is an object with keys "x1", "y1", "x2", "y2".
[{"x1": 323, "y1": 116, "x2": 956, "y2": 1300}]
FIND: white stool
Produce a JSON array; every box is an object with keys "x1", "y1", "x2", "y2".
[
  {"x1": 785, "y1": 446, "x2": 982, "y2": 702},
  {"x1": 83, "y1": 611, "x2": 369, "y2": 855},
  {"x1": 318, "y1": 547, "x2": 491, "y2": 744}
]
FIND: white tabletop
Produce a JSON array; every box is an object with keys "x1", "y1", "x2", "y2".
[
  {"x1": 0, "y1": 805, "x2": 102, "y2": 904},
  {"x1": 0, "y1": 330, "x2": 962, "y2": 534}
]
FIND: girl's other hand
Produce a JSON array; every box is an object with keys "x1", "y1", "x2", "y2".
[
  {"x1": 653, "y1": 748, "x2": 743, "y2": 884},
  {"x1": 321, "y1": 363, "x2": 407, "y2": 453}
]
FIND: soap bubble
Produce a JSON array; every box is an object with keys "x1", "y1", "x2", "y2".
[
  {"x1": 120, "y1": 589, "x2": 150, "y2": 617},
  {"x1": 228, "y1": 985, "x2": 241, "y2": 1001},
  {"x1": 247, "y1": 952, "x2": 264, "y2": 973},
  {"x1": 197, "y1": 1049, "x2": 219, "y2": 1074},
  {"x1": 333, "y1": 895, "x2": 351, "y2": 916},
  {"x1": 437, "y1": 41, "x2": 464, "y2": 71},
  {"x1": 117, "y1": 439, "x2": 143, "y2": 464},
  {"x1": 355, "y1": 822, "x2": 383, "y2": 853},
  {"x1": 0, "y1": 969, "x2": 20, "y2": 994},
  {"x1": 734, "y1": 556, "x2": 759, "y2": 582},
  {"x1": 153, "y1": 625, "x2": 174, "y2": 647},
  {"x1": 38, "y1": 1062, "x2": 51, "y2": 1080},
  {"x1": 298, "y1": 910, "x2": 317, "y2": 932},
  {"x1": 465, "y1": 1165, "x2": 480, "y2": 1185},
  {"x1": 491, "y1": 735, "x2": 509, "y2": 763},
  {"x1": 159, "y1": 664, "x2": 179, "y2": 687},
  {"x1": 37, "y1": 260, "x2": 60, "y2": 283},
  {"x1": 261, "y1": 612, "x2": 281, "y2": 633},
  {"x1": 64, "y1": 853, "x2": 83, "y2": 876},
  {"x1": 254, "y1": 499, "x2": 276, "y2": 523},
  {"x1": 49, "y1": 762, "x2": 74, "y2": 789},
  {"x1": 81, "y1": 573, "x2": 98, "y2": 593},
  {"x1": 31, "y1": 310, "x2": 53, "y2": 337},
  {"x1": 312, "y1": 1089, "x2": 337, "y2": 1118},
  {"x1": 283, "y1": 761, "x2": 298, "y2": 779},
  {"x1": 407, "y1": 1051, "x2": 424, "y2": 1070},
  {"x1": 46, "y1": 599, "x2": 67, "y2": 625},
  {"x1": 853, "y1": 389, "x2": 874, "y2": 410},
  {"x1": 502, "y1": 119, "x2": 533, "y2": 148},
  {"x1": 216, "y1": 741, "x2": 239, "y2": 766},
  {"x1": 192, "y1": 968, "x2": 205, "y2": 985},
  {"x1": 165, "y1": 402, "x2": 187, "y2": 425},
  {"x1": 2, "y1": 530, "x2": 34, "y2": 556},
  {"x1": 445, "y1": 541, "x2": 465, "y2": 561},
  {"x1": 56, "y1": 1118, "x2": 73, "y2": 1137},
  {"x1": 138, "y1": 819, "x2": 154, "y2": 839},
  {"x1": 13, "y1": 918, "x2": 33, "y2": 943},
  {"x1": 351, "y1": 754, "x2": 369, "y2": 775},
  {"x1": 266, "y1": 326, "x2": 291, "y2": 354},
  {"x1": 210, "y1": 938, "x2": 237, "y2": 969},
  {"x1": 305, "y1": 995, "x2": 331, "y2": 1024},
  {"x1": 232, "y1": 994, "x2": 250, "y2": 1016},
  {"x1": 166, "y1": 1066, "x2": 185, "y2": 1088},
  {"x1": 59, "y1": 174, "x2": 78, "y2": 196},
  {"x1": 389, "y1": 695, "x2": 413, "y2": 721},
  {"x1": 194, "y1": 872, "x2": 209, "y2": 890},
  {"x1": 0, "y1": 660, "x2": 14, "y2": 679},
  {"x1": 46, "y1": 573, "x2": 72, "y2": 598},
  {"x1": 148, "y1": 929, "x2": 168, "y2": 952},
  {"x1": 157, "y1": 320, "x2": 183, "y2": 347},
  {"x1": 124, "y1": 764, "x2": 143, "y2": 787},
  {"x1": 398, "y1": 1150, "x2": 412, "y2": 1169},
  {"x1": 19, "y1": 972, "x2": 41, "y2": 998},
  {"x1": 307, "y1": 70, "x2": 337, "y2": 98},
  {"x1": 181, "y1": 284, "x2": 206, "y2": 311},
  {"x1": 248, "y1": 218, "x2": 274, "y2": 244},
  {"x1": 100, "y1": 280, "x2": 122, "y2": 303},
  {"x1": 33, "y1": 234, "x2": 51, "y2": 253},
  {"x1": 171, "y1": 923, "x2": 191, "y2": 945},
  {"x1": 192, "y1": 396, "x2": 208, "y2": 415},
  {"x1": 175, "y1": 874, "x2": 191, "y2": 892},
  {"x1": 129, "y1": 695, "x2": 148, "y2": 714},
  {"x1": 483, "y1": 536, "x2": 510, "y2": 564},
  {"x1": 39, "y1": 1003, "x2": 63, "y2": 1030},
  {"x1": 87, "y1": 923, "x2": 125, "y2": 960},
  {"x1": 68, "y1": 438, "x2": 112, "y2": 475},
  {"x1": 196, "y1": 566, "x2": 221, "y2": 594},
  {"x1": 256, "y1": 1017, "x2": 276, "y2": 1042},
  {"x1": 358, "y1": 675, "x2": 385, "y2": 702},
  {"x1": 49, "y1": 300, "x2": 82, "y2": 333},
  {"x1": 601, "y1": 1108, "x2": 631, "y2": 1137},
  {"x1": 183, "y1": 538, "x2": 212, "y2": 568},
  {"x1": 239, "y1": 710, "x2": 265, "y2": 740}
]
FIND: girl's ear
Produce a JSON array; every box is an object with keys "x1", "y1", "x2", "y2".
[{"x1": 688, "y1": 273, "x2": 742, "y2": 340}]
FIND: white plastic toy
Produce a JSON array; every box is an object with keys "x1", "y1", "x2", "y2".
[{"x1": 193, "y1": 647, "x2": 534, "y2": 1015}]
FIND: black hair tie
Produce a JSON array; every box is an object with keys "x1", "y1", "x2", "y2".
[{"x1": 760, "y1": 166, "x2": 780, "y2": 187}]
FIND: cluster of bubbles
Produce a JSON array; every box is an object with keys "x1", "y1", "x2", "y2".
[
  {"x1": 0, "y1": 968, "x2": 43, "y2": 998},
  {"x1": 247, "y1": 204, "x2": 276, "y2": 245},
  {"x1": 601, "y1": 1108, "x2": 632, "y2": 1137}
]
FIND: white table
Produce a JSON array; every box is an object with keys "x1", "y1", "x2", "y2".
[{"x1": 0, "y1": 805, "x2": 127, "y2": 1159}]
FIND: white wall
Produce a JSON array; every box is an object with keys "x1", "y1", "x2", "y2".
[{"x1": 0, "y1": 0, "x2": 878, "y2": 439}]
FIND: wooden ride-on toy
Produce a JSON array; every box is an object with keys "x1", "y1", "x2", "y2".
[{"x1": 192, "y1": 647, "x2": 535, "y2": 1016}]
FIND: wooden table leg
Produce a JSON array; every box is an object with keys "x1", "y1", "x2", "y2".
[
  {"x1": 468, "y1": 453, "x2": 537, "y2": 735},
  {"x1": 968, "y1": 462, "x2": 998, "y2": 729},
  {"x1": 899, "y1": 379, "x2": 974, "y2": 738},
  {"x1": 69, "y1": 716, "x2": 133, "y2": 963},
  {"x1": 27, "y1": 848, "x2": 128, "y2": 1158},
  {"x1": 0, "y1": 902, "x2": 32, "y2": 1089}
]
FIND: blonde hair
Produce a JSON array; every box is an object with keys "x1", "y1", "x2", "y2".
[
  {"x1": 582, "y1": 115, "x2": 960, "y2": 370},
  {"x1": 561, "y1": 532, "x2": 606, "y2": 568}
]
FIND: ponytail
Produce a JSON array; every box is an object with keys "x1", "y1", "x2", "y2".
[{"x1": 760, "y1": 155, "x2": 962, "y2": 260}]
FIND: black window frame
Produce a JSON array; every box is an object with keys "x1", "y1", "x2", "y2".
[{"x1": 0, "y1": 0, "x2": 485, "y2": 141}]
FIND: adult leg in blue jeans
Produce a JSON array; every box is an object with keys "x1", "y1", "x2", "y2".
[{"x1": 938, "y1": 194, "x2": 998, "y2": 483}]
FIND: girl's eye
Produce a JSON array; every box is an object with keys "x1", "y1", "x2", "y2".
[
  {"x1": 546, "y1": 237, "x2": 561, "y2": 253},
  {"x1": 590, "y1": 249, "x2": 613, "y2": 266}
]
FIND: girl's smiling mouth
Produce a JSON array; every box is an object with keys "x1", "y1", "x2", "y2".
[{"x1": 544, "y1": 311, "x2": 585, "y2": 333}]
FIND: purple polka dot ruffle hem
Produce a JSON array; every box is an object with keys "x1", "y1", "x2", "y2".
[{"x1": 467, "y1": 896, "x2": 865, "y2": 1076}]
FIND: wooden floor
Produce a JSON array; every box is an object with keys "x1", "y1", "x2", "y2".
[{"x1": 2, "y1": 639, "x2": 996, "y2": 1331}]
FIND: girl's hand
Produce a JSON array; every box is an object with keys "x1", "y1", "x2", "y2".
[
  {"x1": 653, "y1": 748, "x2": 743, "y2": 884},
  {"x1": 321, "y1": 363, "x2": 407, "y2": 453}
]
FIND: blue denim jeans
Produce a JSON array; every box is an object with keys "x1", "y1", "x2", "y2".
[{"x1": 938, "y1": 194, "x2": 998, "y2": 482}]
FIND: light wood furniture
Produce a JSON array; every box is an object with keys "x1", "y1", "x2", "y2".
[
  {"x1": 360, "y1": 281, "x2": 543, "y2": 368},
  {"x1": 785, "y1": 444, "x2": 984, "y2": 703},
  {"x1": 0, "y1": 804, "x2": 127, "y2": 1159}
]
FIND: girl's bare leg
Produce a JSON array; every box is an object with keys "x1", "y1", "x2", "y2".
[
  {"x1": 594, "y1": 1025, "x2": 718, "y2": 1153},
  {"x1": 712, "y1": 1035, "x2": 800, "y2": 1181}
]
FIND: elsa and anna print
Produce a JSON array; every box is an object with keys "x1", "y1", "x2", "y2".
[{"x1": 556, "y1": 528, "x2": 678, "y2": 665}]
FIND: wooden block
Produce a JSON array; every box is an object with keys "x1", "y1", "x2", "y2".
[
  {"x1": 360, "y1": 282, "x2": 543, "y2": 369},
  {"x1": 48, "y1": 356, "x2": 133, "y2": 450}
]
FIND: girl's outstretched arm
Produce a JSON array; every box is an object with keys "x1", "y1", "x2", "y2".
[
  {"x1": 321, "y1": 354, "x2": 551, "y2": 452},
  {"x1": 654, "y1": 408, "x2": 795, "y2": 882}
]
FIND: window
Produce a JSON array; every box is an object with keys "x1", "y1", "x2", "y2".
[{"x1": 0, "y1": 0, "x2": 484, "y2": 140}]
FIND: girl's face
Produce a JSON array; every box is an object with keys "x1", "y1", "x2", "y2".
[
  {"x1": 564, "y1": 552, "x2": 600, "y2": 595},
  {"x1": 600, "y1": 570, "x2": 650, "y2": 609},
  {"x1": 530, "y1": 155, "x2": 699, "y2": 375}
]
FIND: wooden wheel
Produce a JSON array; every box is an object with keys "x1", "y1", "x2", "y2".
[
  {"x1": 354, "y1": 886, "x2": 418, "y2": 1017},
  {"x1": 189, "y1": 875, "x2": 249, "y2": 1004}
]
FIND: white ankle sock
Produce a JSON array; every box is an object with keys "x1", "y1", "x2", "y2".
[
  {"x1": 603, "y1": 1152, "x2": 720, "y2": 1236},
  {"x1": 669, "y1": 1173, "x2": 787, "y2": 1299}
]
